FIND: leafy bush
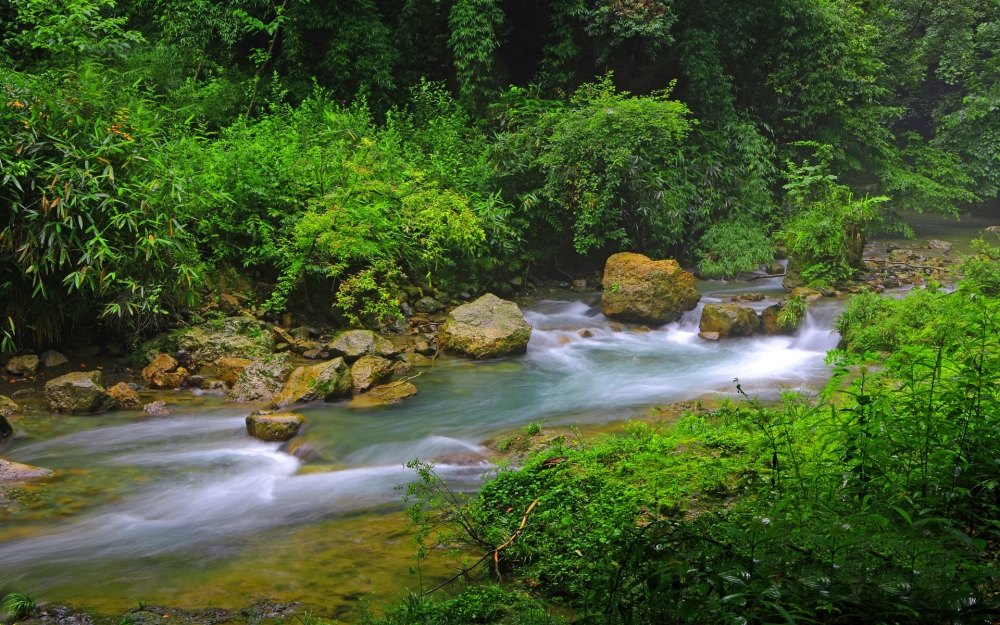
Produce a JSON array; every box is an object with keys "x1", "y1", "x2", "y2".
[
  {"x1": 835, "y1": 287, "x2": 947, "y2": 353},
  {"x1": 776, "y1": 294, "x2": 807, "y2": 329},
  {"x1": 696, "y1": 220, "x2": 774, "y2": 279},
  {"x1": 360, "y1": 586, "x2": 550, "y2": 625},
  {"x1": 0, "y1": 590, "x2": 35, "y2": 621}
]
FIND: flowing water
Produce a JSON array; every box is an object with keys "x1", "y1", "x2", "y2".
[{"x1": 0, "y1": 274, "x2": 843, "y2": 618}]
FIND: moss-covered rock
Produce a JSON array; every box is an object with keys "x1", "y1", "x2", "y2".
[
  {"x1": 271, "y1": 358, "x2": 352, "y2": 409},
  {"x1": 229, "y1": 354, "x2": 295, "y2": 403},
  {"x1": 44, "y1": 370, "x2": 115, "y2": 413},
  {"x1": 600, "y1": 252, "x2": 700, "y2": 324},
  {"x1": 781, "y1": 257, "x2": 807, "y2": 291},
  {"x1": 699, "y1": 303, "x2": 760, "y2": 338},
  {"x1": 246, "y1": 411, "x2": 305, "y2": 442},
  {"x1": 215, "y1": 357, "x2": 253, "y2": 386},
  {"x1": 348, "y1": 381, "x2": 418, "y2": 407},
  {"x1": 440, "y1": 293, "x2": 532, "y2": 359},
  {"x1": 108, "y1": 382, "x2": 142, "y2": 409},
  {"x1": 351, "y1": 355, "x2": 394, "y2": 393},
  {"x1": 0, "y1": 395, "x2": 19, "y2": 417},
  {"x1": 173, "y1": 316, "x2": 274, "y2": 364},
  {"x1": 0, "y1": 414, "x2": 12, "y2": 440},
  {"x1": 327, "y1": 330, "x2": 399, "y2": 362},
  {"x1": 399, "y1": 352, "x2": 433, "y2": 367},
  {"x1": 5, "y1": 354, "x2": 39, "y2": 377}
]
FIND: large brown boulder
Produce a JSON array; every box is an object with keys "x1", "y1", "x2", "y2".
[
  {"x1": 142, "y1": 353, "x2": 187, "y2": 389},
  {"x1": 351, "y1": 355, "x2": 394, "y2": 393},
  {"x1": 349, "y1": 381, "x2": 418, "y2": 408},
  {"x1": 44, "y1": 370, "x2": 115, "y2": 413},
  {"x1": 228, "y1": 354, "x2": 295, "y2": 403},
  {"x1": 0, "y1": 395, "x2": 19, "y2": 417},
  {"x1": 327, "y1": 330, "x2": 399, "y2": 362},
  {"x1": 601, "y1": 253, "x2": 700, "y2": 324},
  {"x1": 108, "y1": 382, "x2": 142, "y2": 409},
  {"x1": 699, "y1": 303, "x2": 760, "y2": 338},
  {"x1": 215, "y1": 357, "x2": 253, "y2": 386},
  {"x1": 245, "y1": 411, "x2": 304, "y2": 442},
  {"x1": 271, "y1": 358, "x2": 352, "y2": 409},
  {"x1": 440, "y1": 293, "x2": 532, "y2": 359}
]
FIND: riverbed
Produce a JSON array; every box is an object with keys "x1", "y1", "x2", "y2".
[{"x1": 1, "y1": 211, "x2": 993, "y2": 620}]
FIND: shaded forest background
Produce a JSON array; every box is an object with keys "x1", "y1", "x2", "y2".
[{"x1": 2, "y1": 0, "x2": 998, "y2": 347}]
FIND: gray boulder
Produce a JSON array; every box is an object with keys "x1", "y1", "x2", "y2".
[
  {"x1": 0, "y1": 458, "x2": 52, "y2": 480},
  {"x1": 416, "y1": 296, "x2": 442, "y2": 313},
  {"x1": 44, "y1": 370, "x2": 114, "y2": 413},
  {"x1": 327, "y1": 330, "x2": 399, "y2": 362},
  {"x1": 440, "y1": 293, "x2": 532, "y2": 359},
  {"x1": 229, "y1": 354, "x2": 295, "y2": 403},
  {"x1": 40, "y1": 350, "x2": 68, "y2": 368}
]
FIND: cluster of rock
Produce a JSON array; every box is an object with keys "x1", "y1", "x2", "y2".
[{"x1": 856, "y1": 241, "x2": 959, "y2": 291}]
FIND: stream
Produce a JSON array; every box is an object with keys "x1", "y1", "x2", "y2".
[{"x1": 0, "y1": 212, "x2": 991, "y2": 619}]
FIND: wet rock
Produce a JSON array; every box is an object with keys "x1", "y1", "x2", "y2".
[
  {"x1": 246, "y1": 411, "x2": 304, "y2": 442},
  {"x1": 0, "y1": 458, "x2": 53, "y2": 480},
  {"x1": 229, "y1": 354, "x2": 295, "y2": 403},
  {"x1": 459, "y1": 292, "x2": 472, "y2": 300},
  {"x1": 734, "y1": 292, "x2": 765, "y2": 302},
  {"x1": 293, "y1": 340, "x2": 324, "y2": 355},
  {"x1": 351, "y1": 355, "x2": 394, "y2": 393},
  {"x1": 609, "y1": 322, "x2": 624, "y2": 332},
  {"x1": 45, "y1": 370, "x2": 114, "y2": 413},
  {"x1": 698, "y1": 331, "x2": 720, "y2": 340},
  {"x1": 400, "y1": 301, "x2": 415, "y2": 317},
  {"x1": 790, "y1": 287, "x2": 823, "y2": 302},
  {"x1": 411, "y1": 338, "x2": 436, "y2": 356},
  {"x1": 289, "y1": 326, "x2": 312, "y2": 341},
  {"x1": 399, "y1": 353, "x2": 432, "y2": 367},
  {"x1": 0, "y1": 415, "x2": 12, "y2": 439},
  {"x1": 0, "y1": 395, "x2": 19, "y2": 417},
  {"x1": 781, "y1": 257, "x2": 807, "y2": 291},
  {"x1": 440, "y1": 293, "x2": 532, "y2": 359},
  {"x1": 286, "y1": 438, "x2": 320, "y2": 461},
  {"x1": 767, "y1": 263, "x2": 785, "y2": 275},
  {"x1": 572, "y1": 279, "x2": 587, "y2": 289},
  {"x1": 271, "y1": 358, "x2": 352, "y2": 409},
  {"x1": 75, "y1": 345, "x2": 100, "y2": 358},
  {"x1": 578, "y1": 329, "x2": 595, "y2": 338},
  {"x1": 699, "y1": 303, "x2": 760, "y2": 338},
  {"x1": 416, "y1": 296, "x2": 443, "y2": 313},
  {"x1": 142, "y1": 400, "x2": 170, "y2": 415},
  {"x1": 393, "y1": 359, "x2": 413, "y2": 376},
  {"x1": 927, "y1": 239, "x2": 952, "y2": 251},
  {"x1": 218, "y1": 293, "x2": 241, "y2": 314},
  {"x1": 215, "y1": 357, "x2": 253, "y2": 386},
  {"x1": 109, "y1": 382, "x2": 142, "y2": 409},
  {"x1": 301, "y1": 349, "x2": 325, "y2": 359},
  {"x1": 6, "y1": 354, "x2": 39, "y2": 377},
  {"x1": 630, "y1": 325, "x2": 651, "y2": 333},
  {"x1": 142, "y1": 353, "x2": 188, "y2": 389},
  {"x1": 601, "y1": 252, "x2": 700, "y2": 324},
  {"x1": 173, "y1": 316, "x2": 274, "y2": 364},
  {"x1": 350, "y1": 381, "x2": 418, "y2": 407},
  {"x1": 509, "y1": 276, "x2": 523, "y2": 286},
  {"x1": 889, "y1": 249, "x2": 913, "y2": 263},
  {"x1": 187, "y1": 375, "x2": 205, "y2": 389},
  {"x1": 40, "y1": 350, "x2": 68, "y2": 368},
  {"x1": 327, "y1": 330, "x2": 400, "y2": 362}
]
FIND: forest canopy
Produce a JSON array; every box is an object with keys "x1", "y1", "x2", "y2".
[{"x1": 1, "y1": 0, "x2": 997, "y2": 346}]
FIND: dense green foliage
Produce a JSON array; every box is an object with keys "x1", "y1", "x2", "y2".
[
  {"x1": 400, "y1": 264, "x2": 1000, "y2": 623},
  {"x1": 1, "y1": 0, "x2": 996, "y2": 346}
]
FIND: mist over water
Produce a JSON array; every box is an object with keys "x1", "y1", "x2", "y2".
[{"x1": 0, "y1": 281, "x2": 841, "y2": 599}]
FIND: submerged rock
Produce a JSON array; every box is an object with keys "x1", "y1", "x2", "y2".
[
  {"x1": 928, "y1": 239, "x2": 952, "y2": 251},
  {"x1": 109, "y1": 382, "x2": 142, "y2": 409},
  {"x1": 440, "y1": 293, "x2": 532, "y2": 359},
  {"x1": 246, "y1": 411, "x2": 305, "y2": 442},
  {"x1": 600, "y1": 252, "x2": 700, "y2": 324},
  {"x1": 142, "y1": 353, "x2": 187, "y2": 389},
  {"x1": 40, "y1": 349, "x2": 68, "y2": 368},
  {"x1": 229, "y1": 354, "x2": 295, "y2": 403},
  {"x1": 6, "y1": 354, "x2": 39, "y2": 377},
  {"x1": 215, "y1": 357, "x2": 253, "y2": 386},
  {"x1": 271, "y1": 358, "x2": 352, "y2": 409},
  {"x1": 399, "y1": 352, "x2": 433, "y2": 367},
  {"x1": 44, "y1": 370, "x2": 115, "y2": 413},
  {"x1": 0, "y1": 458, "x2": 52, "y2": 480},
  {"x1": 142, "y1": 400, "x2": 170, "y2": 415},
  {"x1": 699, "y1": 303, "x2": 760, "y2": 338},
  {"x1": 351, "y1": 355, "x2": 394, "y2": 393},
  {"x1": 327, "y1": 330, "x2": 399, "y2": 362},
  {"x1": 761, "y1": 301, "x2": 801, "y2": 335},
  {"x1": 173, "y1": 316, "x2": 274, "y2": 364},
  {"x1": 698, "y1": 331, "x2": 720, "y2": 341},
  {"x1": 349, "y1": 381, "x2": 418, "y2": 407}
]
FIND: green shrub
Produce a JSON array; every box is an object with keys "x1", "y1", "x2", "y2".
[
  {"x1": 696, "y1": 220, "x2": 774, "y2": 279},
  {"x1": 776, "y1": 294, "x2": 807, "y2": 329},
  {"x1": 0, "y1": 590, "x2": 35, "y2": 621}
]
